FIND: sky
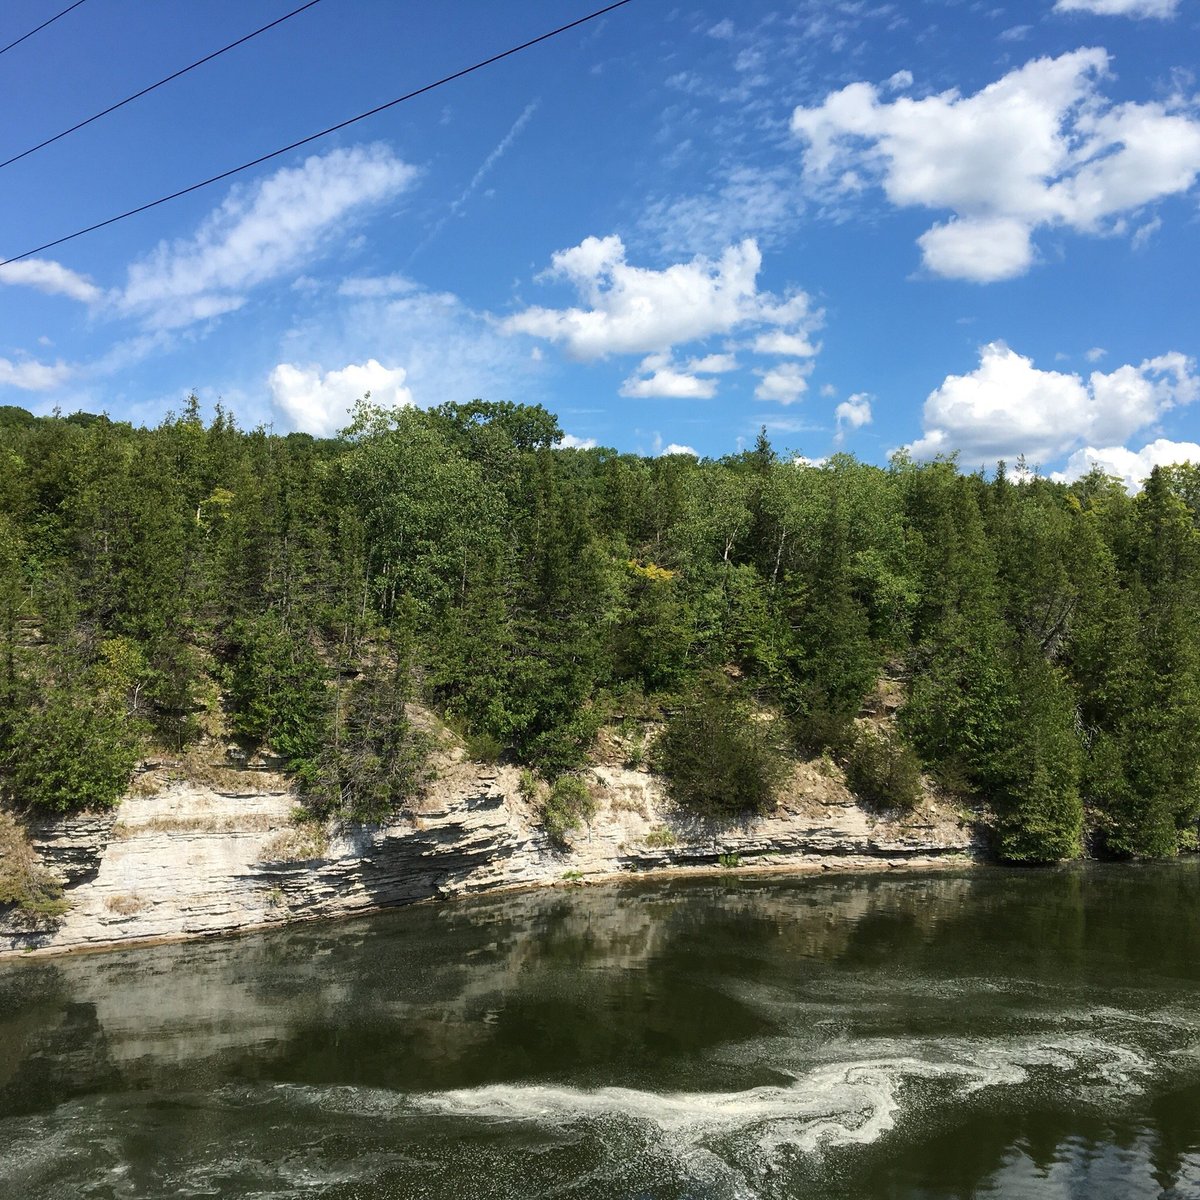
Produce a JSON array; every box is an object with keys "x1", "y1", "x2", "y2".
[{"x1": 0, "y1": 0, "x2": 1198, "y2": 487}]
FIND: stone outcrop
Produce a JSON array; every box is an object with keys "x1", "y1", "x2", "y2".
[{"x1": 0, "y1": 752, "x2": 977, "y2": 959}]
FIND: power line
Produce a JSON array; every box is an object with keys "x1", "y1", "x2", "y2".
[
  {"x1": 0, "y1": 0, "x2": 634, "y2": 268},
  {"x1": 0, "y1": 0, "x2": 89, "y2": 58},
  {"x1": 0, "y1": 0, "x2": 326, "y2": 173}
]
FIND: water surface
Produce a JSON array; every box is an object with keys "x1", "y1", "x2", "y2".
[{"x1": 2, "y1": 864, "x2": 1200, "y2": 1198}]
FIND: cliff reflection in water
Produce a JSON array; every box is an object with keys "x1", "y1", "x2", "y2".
[{"x1": 2, "y1": 865, "x2": 1200, "y2": 1199}]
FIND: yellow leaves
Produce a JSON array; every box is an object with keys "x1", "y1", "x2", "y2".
[
  {"x1": 197, "y1": 486, "x2": 235, "y2": 527},
  {"x1": 626, "y1": 558, "x2": 675, "y2": 583}
]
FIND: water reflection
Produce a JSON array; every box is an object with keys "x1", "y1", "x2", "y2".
[{"x1": 1, "y1": 864, "x2": 1199, "y2": 1198}]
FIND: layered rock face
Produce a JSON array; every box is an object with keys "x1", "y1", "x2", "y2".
[{"x1": 0, "y1": 756, "x2": 976, "y2": 959}]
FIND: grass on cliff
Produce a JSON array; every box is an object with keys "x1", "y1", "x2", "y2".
[{"x1": 0, "y1": 809, "x2": 68, "y2": 918}]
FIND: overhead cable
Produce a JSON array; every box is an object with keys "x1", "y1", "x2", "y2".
[
  {"x1": 0, "y1": 0, "x2": 90, "y2": 58},
  {"x1": 0, "y1": 0, "x2": 326, "y2": 172},
  {"x1": 0, "y1": 0, "x2": 634, "y2": 268}
]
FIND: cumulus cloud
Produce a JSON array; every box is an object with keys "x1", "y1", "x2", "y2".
[
  {"x1": 791, "y1": 49, "x2": 1200, "y2": 280},
  {"x1": 1054, "y1": 439, "x2": 1200, "y2": 491},
  {"x1": 752, "y1": 329, "x2": 818, "y2": 357},
  {"x1": 118, "y1": 145, "x2": 418, "y2": 328},
  {"x1": 557, "y1": 433, "x2": 599, "y2": 450},
  {"x1": 688, "y1": 353, "x2": 738, "y2": 373},
  {"x1": 268, "y1": 358, "x2": 412, "y2": 437},
  {"x1": 621, "y1": 353, "x2": 718, "y2": 399},
  {"x1": 835, "y1": 393, "x2": 873, "y2": 440},
  {"x1": 1055, "y1": 0, "x2": 1178, "y2": 17},
  {"x1": 0, "y1": 356, "x2": 71, "y2": 391},
  {"x1": 755, "y1": 361, "x2": 813, "y2": 404},
  {"x1": 502, "y1": 235, "x2": 817, "y2": 362},
  {"x1": 661, "y1": 443, "x2": 698, "y2": 457},
  {"x1": 281, "y1": 279, "x2": 537, "y2": 415},
  {"x1": 0, "y1": 258, "x2": 100, "y2": 303},
  {"x1": 908, "y1": 342, "x2": 1198, "y2": 463}
]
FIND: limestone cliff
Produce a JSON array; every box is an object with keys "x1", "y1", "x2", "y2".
[{"x1": 0, "y1": 746, "x2": 976, "y2": 959}]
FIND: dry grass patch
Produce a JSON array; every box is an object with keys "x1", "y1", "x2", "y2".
[
  {"x1": 608, "y1": 790, "x2": 649, "y2": 818},
  {"x1": 261, "y1": 821, "x2": 330, "y2": 862},
  {"x1": 0, "y1": 810, "x2": 68, "y2": 918},
  {"x1": 112, "y1": 812, "x2": 279, "y2": 839},
  {"x1": 104, "y1": 893, "x2": 147, "y2": 916}
]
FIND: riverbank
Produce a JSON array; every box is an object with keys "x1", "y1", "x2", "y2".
[{"x1": 0, "y1": 745, "x2": 978, "y2": 961}]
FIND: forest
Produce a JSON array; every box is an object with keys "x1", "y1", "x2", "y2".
[{"x1": 0, "y1": 395, "x2": 1198, "y2": 867}]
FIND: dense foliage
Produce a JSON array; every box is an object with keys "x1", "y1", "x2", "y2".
[{"x1": 0, "y1": 397, "x2": 1199, "y2": 862}]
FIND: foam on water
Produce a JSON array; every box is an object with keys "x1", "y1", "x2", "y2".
[
  {"x1": 402, "y1": 1028, "x2": 1156, "y2": 1163},
  {"x1": 0, "y1": 1011, "x2": 1184, "y2": 1200}
]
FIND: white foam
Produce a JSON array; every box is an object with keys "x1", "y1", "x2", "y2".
[{"x1": 404, "y1": 1029, "x2": 1159, "y2": 1166}]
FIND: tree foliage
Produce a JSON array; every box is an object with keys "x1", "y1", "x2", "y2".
[{"x1": 0, "y1": 402, "x2": 1196, "y2": 865}]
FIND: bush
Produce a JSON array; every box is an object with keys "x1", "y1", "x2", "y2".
[
  {"x1": 655, "y1": 686, "x2": 785, "y2": 817},
  {"x1": 465, "y1": 730, "x2": 504, "y2": 763},
  {"x1": 541, "y1": 774, "x2": 596, "y2": 846},
  {"x1": 844, "y1": 726, "x2": 923, "y2": 811}
]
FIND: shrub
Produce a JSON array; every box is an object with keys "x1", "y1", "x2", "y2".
[
  {"x1": 844, "y1": 726, "x2": 923, "y2": 811},
  {"x1": 655, "y1": 685, "x2": 785, "y2": 817},
  {"x1": 518, "y1": 768, "x2": 539, "y2": 803},
  {"x1": 465, "y1": 730, "x2": 504, "y2": 763},
  {"x1": 541, "y1": 774, "x2": 596, "y2": 846}
]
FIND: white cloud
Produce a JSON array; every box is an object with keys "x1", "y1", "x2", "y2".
[
  {"x1": 268, "y1": 358, "x2": 412, "y2": 437},
  {"x1": 1085, "y1": 346, "x2": 1107, "y2": 362},
  {"x1": 642, "y1": 165, "x2": 802, "y2": 257},
  {"x1": 1131, "y1": 214, "x2": 1162, "y2": 250},
  {"x1": 661, "y1": 443, "x2": 698, "y2": 457},
  {"x1": 281, "y1": 280, "x2": 539, "y2": 416},
  {"x1": 0, "y1": 258, "x2": 100, "y2": 303},
  {"x1": 916, "y1": 218, "x2": 1035, "y2": 283},
  {"x1": 338, "y1": 274, "x2": 419, "y2": 298},
  {"x1": 755, "y1": 361, "x2": 813, "y2": 404},
  {"x1": 791, "y1": 49, "x2": 1200, "y2": 281},
  {"x1": 621, "y1": 353, "x2": 718, "y2": 399},
  {"x1": 503, "y1": 235, "x2": 817, "y2": 361},
  {"x1": 1055, "y1": 0, "x2": 1178, "y2": 17},
  {"x1": 835, "y1": 393, "x2": 873, "y2": 440},
  {"x1": 752, "y1": 329, "x2": 818, "y2": 357},
  {"x1": 557, "y1": 433, "x2": 598, "y2": 450},
  {"x1": 0, "y1": 356, "x2": 71, "y2": 391},
  {"x1": 908, "y1": 342, "x2": 1198, "y2": 463},
  {"x1": 118, "y1": 145, "x2": 418, "y2": 328},
  {"x1": 1054, "y1": 439, "x2": 1200, "y2": 491},
  {"x1": 687, "y1": 353, "x2": 738, "y2": 373}
]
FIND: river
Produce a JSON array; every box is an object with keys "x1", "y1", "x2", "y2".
[{"x1": 2, "y1": 864, "x2": 1199, "y2": 1198}]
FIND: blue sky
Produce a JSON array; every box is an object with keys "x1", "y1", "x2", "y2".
[{"x1": 0, "y1": 0, "x2": 1198, "y2": 486}]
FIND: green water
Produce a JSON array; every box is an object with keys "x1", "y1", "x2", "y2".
[{"x1": 2, "y1": 864, "x2": 1200, "y2": 1198}]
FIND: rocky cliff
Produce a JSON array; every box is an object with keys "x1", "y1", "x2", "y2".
[{"x1": 0, "y1": 748, "x2": 977, "y2": 959}]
